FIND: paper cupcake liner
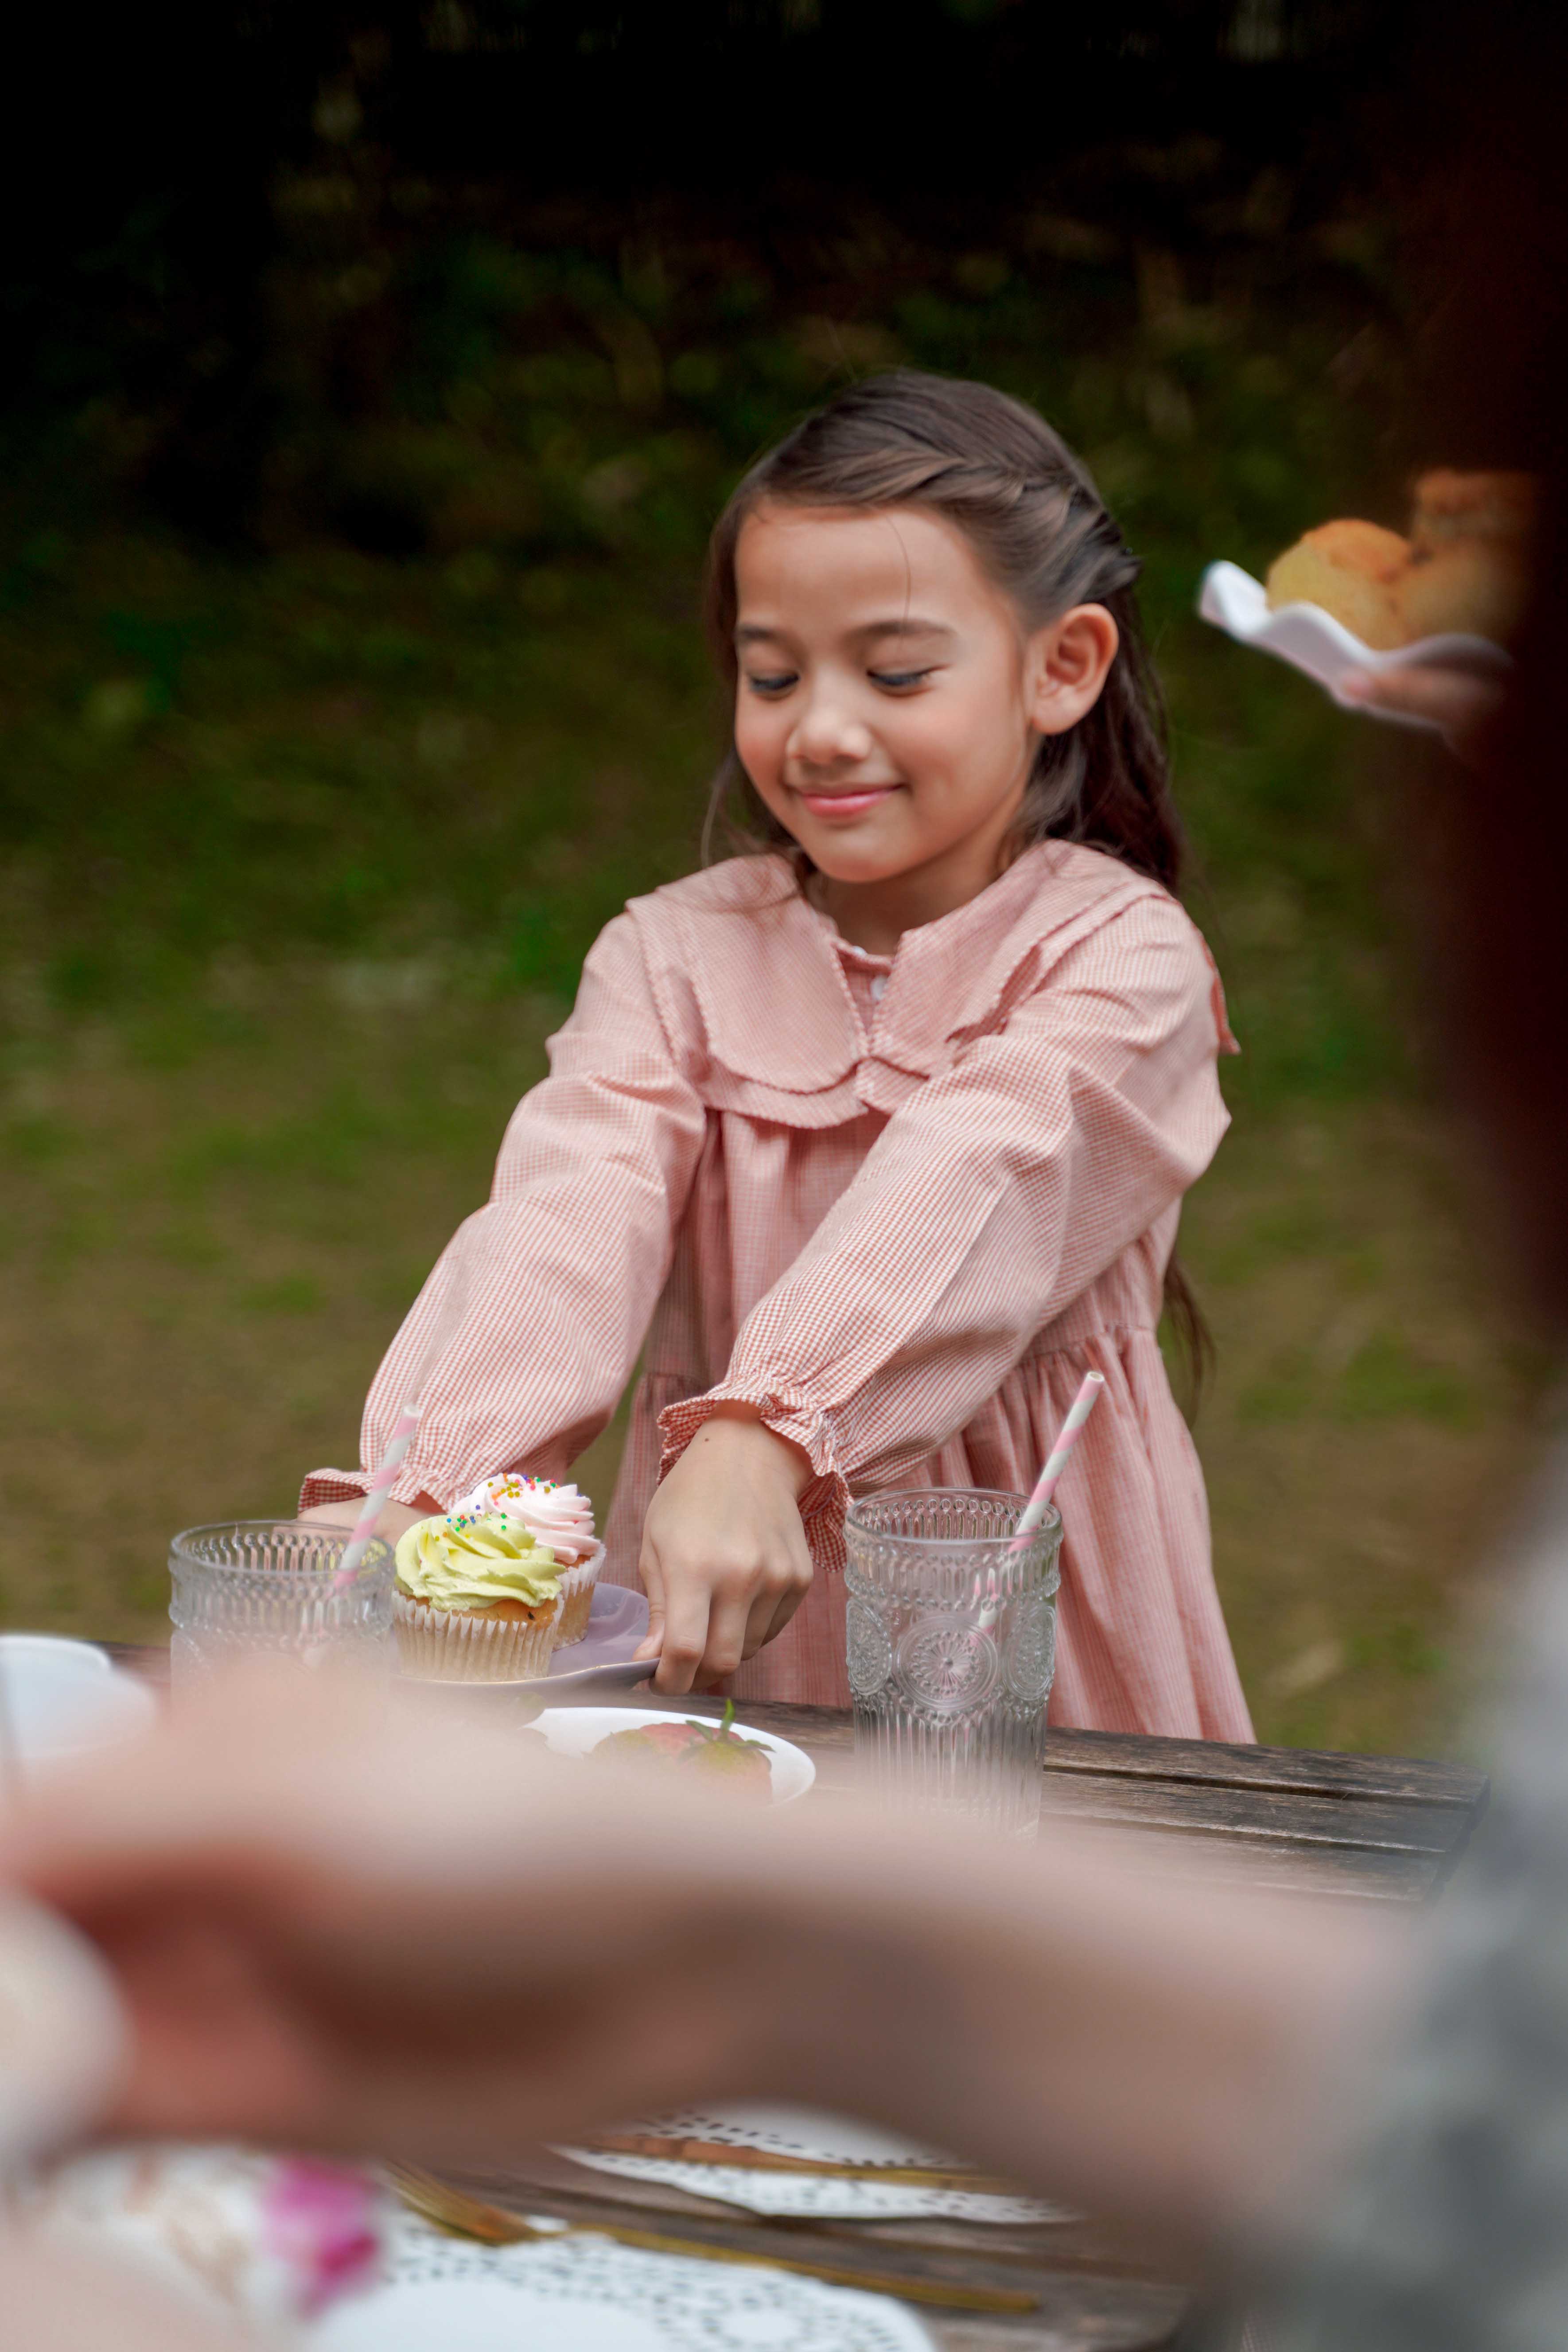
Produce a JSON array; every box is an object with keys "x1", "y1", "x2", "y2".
[
  {"x1": 393, "y1": 1590, "x2": 560, "y2": 1683},
  {"x1": 553, "y1": 1542, "x2": 604, "y2": 1646}
]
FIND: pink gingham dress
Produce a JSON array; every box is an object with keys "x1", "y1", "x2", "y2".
[{"x1": 303, "y1": 840, "x2": 1253, "y2": 1739}]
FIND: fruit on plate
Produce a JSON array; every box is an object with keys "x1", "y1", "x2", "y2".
[{"x1": 594, "y1": 1701, "x2": 774, "y2": 1797}]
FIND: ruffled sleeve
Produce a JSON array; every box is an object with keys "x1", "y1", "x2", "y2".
[
  {"x1": 302, "y1": 912, "x2": 707, "y2": 1512},
  {"x1": 658, "y1": 892, "x2": 1229, "y2": 1549}
]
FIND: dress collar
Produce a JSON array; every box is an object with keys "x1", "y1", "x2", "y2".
[
  {"x1": 805, "y1": 841, "x2": 1064, "y2": 974},
  {"x1": 641, "y1": 840, "x2": 1163, "y2": 1110}
]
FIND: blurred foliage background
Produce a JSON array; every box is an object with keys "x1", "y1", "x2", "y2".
[{"x1": 0, "y1": 0, "x2": 1552, "y2": 1749}]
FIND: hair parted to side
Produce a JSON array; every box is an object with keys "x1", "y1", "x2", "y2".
[
  {"x1": 700, "y1": 369, "x2": 1184, "y2": 892},
  {"x1": 700, "y1": 370, "x2": 1210, "y2": 1408}
]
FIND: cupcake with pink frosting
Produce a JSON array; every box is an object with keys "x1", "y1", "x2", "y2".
[{"x1": 451, "y1": 1473, "x2": 602, "y2": 1643}]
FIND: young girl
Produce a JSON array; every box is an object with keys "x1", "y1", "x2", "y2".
[{"x1": 303, "y1": 371, "x2": 1253, "y2": 1741}]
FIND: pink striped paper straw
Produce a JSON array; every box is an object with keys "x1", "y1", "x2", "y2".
[
  {"x1": 1009, "y1": 1371, "x2": 1105, "y2": 1552},
  {"x1": 333, "y1": 1399, "x2": 421, "y2": 1590}
]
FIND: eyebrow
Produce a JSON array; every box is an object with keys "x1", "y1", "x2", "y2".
[{"x1": 734, "y1": 616, "x2": 957, "y2": 646}]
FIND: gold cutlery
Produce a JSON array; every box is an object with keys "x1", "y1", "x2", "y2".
[{"x1": 387, "y1": 2162, "x2": 1039, "y2": 2317}]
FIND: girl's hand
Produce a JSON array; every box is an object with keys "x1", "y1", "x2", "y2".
[
  {"x1": 1338, "y1": 663, "x2": 1505, "y2": 761},
  {"x1": 636, "y1": 1406, "x2": 814, "y2": 1694}
]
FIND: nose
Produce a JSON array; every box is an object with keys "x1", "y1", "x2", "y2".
[{"x1": 786, "y1": 685, "x2": 874, "y2": 769}]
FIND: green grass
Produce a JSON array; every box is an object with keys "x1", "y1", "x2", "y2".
[{"x1": 0, "y1": 240, "x2": 1552, "y2": 1752}]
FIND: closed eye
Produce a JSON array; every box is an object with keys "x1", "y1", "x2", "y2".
[
  {"x1": 870, "y1": 667, "x2": 937, "y2": 691},
  {"x1": 743, "y1": 671, "x2": 797, "y2": 696}
]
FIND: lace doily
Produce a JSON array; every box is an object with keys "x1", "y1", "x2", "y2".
[
  {"x1": 556, "y1": 2147, "x2": 1066, "y2": 2224},
  {"x1": 311, "y1": 2217, "x2": 937, "y2": 2352}
]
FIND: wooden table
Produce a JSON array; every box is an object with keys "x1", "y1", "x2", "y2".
[
  {"x1": 112, "y1": 1654, "x2": 1489, "y2": 2347},
  {"x1": 665, "y1": 1695, "x2": 1489, "y2": 1907}
]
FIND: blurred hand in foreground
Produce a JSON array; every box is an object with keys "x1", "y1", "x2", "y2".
[
  {"x1": 0, "y1": 1663, "x2": 1405, "y2": 2261},
  {"x1": 3, "y1": 2240, "x2": 243, "y2": 2352},
  {"x1": 636, "y1": 1404, "x2": 815, "y2": 1693},
  {"x1": 1338, "y1": 662, "x2": 1506, "y2": 760}
]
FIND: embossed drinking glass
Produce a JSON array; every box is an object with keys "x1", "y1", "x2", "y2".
[
  {"x1": 844, "y1": 1488, "x2": 1062, "y2": 1836},
  {"x1": 169, "y1": 1521, "x2": 395, "y2": 1691}
]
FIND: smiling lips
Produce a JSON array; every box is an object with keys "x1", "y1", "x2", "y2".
[{"x1": 791, "y1": 783, "x2": 902, "y2": 819}]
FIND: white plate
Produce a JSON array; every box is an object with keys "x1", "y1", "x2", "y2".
[
  {"x1": 312, "y1": 2218, "x2": 935, "y2": 2351},
  {"x1": 1199, "y1": 559, "x2": 1512, "y2": 726},
  {"x1": 524, "y1": 1707, "x2": 816, "y2": 1803}
]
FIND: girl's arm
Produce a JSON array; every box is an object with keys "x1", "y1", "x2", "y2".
[
  {"x1": 301, "y1": 914, "x2": 707, "y2": 1519},
  {"x1": 648, "y1": 894, "x2": 1226, "y2": 1685}
]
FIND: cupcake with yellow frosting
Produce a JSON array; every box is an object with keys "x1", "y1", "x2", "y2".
[{"x1": 393, "y1": 1513, "x2": 562, "y2": 1682}]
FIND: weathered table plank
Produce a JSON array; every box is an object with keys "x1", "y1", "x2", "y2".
[
  {"x1": 1043, "y1": 1723, "x2": 1484, "y2": 1805},
  {"x1": 648, "y1": 1693, "x2": 1488, "y2": 1903},
  {"x1": 1036, "y1": 1770, "x2": 1468, "y2": 1856}
]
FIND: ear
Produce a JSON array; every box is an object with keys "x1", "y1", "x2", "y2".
[{"x1": 1023, "y1": 604, "x2": 1121, "y2": 737}]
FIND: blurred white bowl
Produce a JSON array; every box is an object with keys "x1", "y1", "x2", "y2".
[
  {"x1": 0, "y1": 1637, "x2": 156, "y2": 1781},
  {"x1": 0, "y1": 1633, "x2": 113, "y2": 1677}
]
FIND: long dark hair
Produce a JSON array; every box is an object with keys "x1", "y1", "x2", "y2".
[
  {"x1": 700, "y1": 370, "x2": 1185, "y2": 890},
  {"x1": 700, "y1": 370, "x2": 1210, "y2": 1404}
]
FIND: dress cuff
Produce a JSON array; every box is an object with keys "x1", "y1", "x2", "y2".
[
  {"x1": 298, "y1": 1466, "x2": 446, "y2": 1515},
  {"x1": 656, "y1": 1386, "x2": 851, "y2": 1569}
]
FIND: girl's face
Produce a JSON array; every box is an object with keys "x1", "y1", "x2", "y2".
[{"x1": 731, "y1": 502, "x2": 1117, "y2": 930}]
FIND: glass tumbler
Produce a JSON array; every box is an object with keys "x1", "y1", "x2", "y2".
[
  {"x1": 169, "y1": 1521, "x2": 395, "y2": 1690},
  {"x1": 844, "y1": 1488, "x2": 1062, "y2": 1836}
]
